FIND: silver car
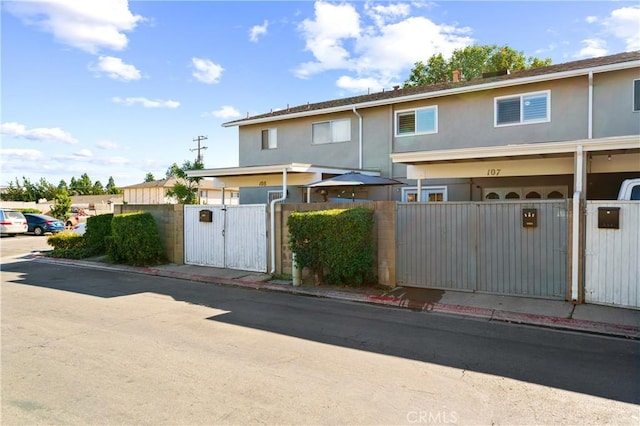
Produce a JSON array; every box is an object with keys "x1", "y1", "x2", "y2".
[{"x1": 0, "y1": 209, "x2": 28, "y2": 236}]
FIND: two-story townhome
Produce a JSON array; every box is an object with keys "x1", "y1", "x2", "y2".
[
  {"x1": 184, "y1": 51, "x2": 638, "y2": 306},
  {"x1": 189, "y1": 51, "x2": 639, "y2": 205}
]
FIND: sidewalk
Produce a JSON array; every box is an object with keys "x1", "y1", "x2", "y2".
[{"x1": 33, "y1": 255, "x2": 640, "y2": 339}]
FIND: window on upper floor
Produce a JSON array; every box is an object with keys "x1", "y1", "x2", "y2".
[
  {"x1": 495, "y1": 90, "x2": 550, "y2": 127},
  {"x1": 312, "y1": 118, "x2": 351, "y2": 144},
  {"x1": 633, "y1": 79, "x2": 640, "y2": 112},
  {"x1": 262, "y1": 128, "x2": 277, "y2": 149},
  {"x1": 395, "y1": 106, "x2": 437, "y2": 136}
]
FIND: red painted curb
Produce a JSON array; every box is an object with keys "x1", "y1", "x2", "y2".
[{"x1": 31, "y1": 256, "x2": 639, "y2": 339}]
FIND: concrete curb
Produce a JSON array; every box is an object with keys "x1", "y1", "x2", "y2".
[{"x1": 31, "y1": 256, "x2": 639, "y2": 339}]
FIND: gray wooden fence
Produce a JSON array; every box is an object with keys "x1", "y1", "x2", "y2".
[{"x1": 396, "y1": 201, "x2": 569, "y2": 299}]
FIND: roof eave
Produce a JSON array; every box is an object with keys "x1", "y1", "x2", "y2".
[{"x1": 223, "y1": 59, "x2": 640, "y2": 128}]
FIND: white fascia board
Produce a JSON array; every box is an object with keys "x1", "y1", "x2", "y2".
[
  {"x1": 223, "y1": 60, "x2": 640, "y2": 128},
  {"x1": 391, "y1": 135, "x2": 640, "y2": 164},
  {"x1": 186, "y1": 163, "x2": 380, "y2": 178}
]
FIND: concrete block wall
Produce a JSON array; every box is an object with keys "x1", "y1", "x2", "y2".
[{"x1": 114, "y1": 204, "x2": 184, "y2": 265}]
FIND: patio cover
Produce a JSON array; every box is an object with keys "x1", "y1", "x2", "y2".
[{"x1": 306, "y1": 172, "x2": 402, "y2": 187}]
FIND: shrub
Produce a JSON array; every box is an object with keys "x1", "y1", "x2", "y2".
[
  {"x1": 47, "y1": 231, "x2": 90, "y2": 259},
  {"x1": 17, "y1": 208, "x2": 41, "y2": 214},
  {"x1": 85, "y1": 214, "x2": 113, "y2": 255},
  {"x1": 108, "y1": 212, "x2": 164, "y2": 266},
  {"x1": 288, "y1": 207, "x2": 375, "y2": 286},
  {"x1": 47, "y1": 232, "x2": 87, "y2": 250}
]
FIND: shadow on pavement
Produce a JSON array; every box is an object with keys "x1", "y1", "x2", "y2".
[{"x1": 3, "y1": 260, "x2": 639, "y2": 405}]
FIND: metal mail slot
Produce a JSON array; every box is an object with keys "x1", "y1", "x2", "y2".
[
  {"x1": 199, "y1": 209, "x2": 212, "y2": 223},
  {"x1": 598, "y1": 207, "x2": 620, "y2": 229}
]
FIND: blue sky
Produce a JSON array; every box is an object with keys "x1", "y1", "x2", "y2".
[{"x1": 2, "y1": 1, "x2": 639, "y2": 188}]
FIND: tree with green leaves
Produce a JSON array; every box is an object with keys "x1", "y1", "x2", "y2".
[
  {"x1": 144, "y1": 172, "x2": 155, "y2": 183},
  {"x1": 404, "y1": 44, "x2": 552, "y2": 87},
  {"x1": 106, "y1": 176, "x2": 120, "y2": 194},
  {"x1": 49, "y1": 188, "x2": 72, "y2": 222},
  {"x1": 165, "y1": 160, "x2": 204, "y2": 204}
]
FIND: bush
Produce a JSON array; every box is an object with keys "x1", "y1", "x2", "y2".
[
  {"x1": 17, "y1": 208, "x2": 41, "y2": 214},
  {"x1": 47, "y1": 232, "x2": 87, "y2": 250},
  {"x1": 47, "y1": 231, "x2": 90, "y2": 259},
  {"x1": 288, "y1": 207, "x2": 375, "y2": 286},
  {"x1": 108, "y1": 212, "x2": 164, "y2": 266},
  {"x1": 85, "y1": 214, "x2": 113, "y2": 255}
]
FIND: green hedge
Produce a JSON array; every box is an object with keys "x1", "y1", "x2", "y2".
[
  {"x1": 85, "y1": 213, "x2": 113, "y2": 255},
  {"x1": 47, "y1": 232, "x2": 89, "y2": 259},
  {"x1": 288, "y1": 208, "x2": 375, "y2": 286},
  {"x1": 108, "y1": 212, "x2": 164, "y2": 266}
]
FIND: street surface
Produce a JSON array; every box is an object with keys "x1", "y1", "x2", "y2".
[{"x1": 1, "y1": 238, "x2": 639, "y2": 425}]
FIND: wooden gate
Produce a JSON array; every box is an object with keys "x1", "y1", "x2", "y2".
[
  {"x1": 396, "y1": 201, "x2": 569, "y2": 299},
  {"x1": 184, "y1": 204, "x2": 267, "y2": 272},
  {"x1": 584, "y1": 201, "x2": 640, "y2": 309}
]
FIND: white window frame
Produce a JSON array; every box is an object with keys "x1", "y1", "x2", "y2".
[
  {"x1": 494, "y1": 90, "x2": 550, "y2": 127},
  {"x1": 633, "y1": 79, "x2": 640, "y2": 112},
  {"x1": 261, "y1": 128, "x2": 277, "y2": 150},
  {"x1": 395, "y1": 106, "x2": 438, "y2": 137},
  {"x1": 401, "y1": 186, "x2": 447, "y2": 202},
  {"x1": 267, "y1": 190, "x2": 284, "y2": 203},
  {"x1": 312, "y1": 118, "x2": 351, "y2": 144}
]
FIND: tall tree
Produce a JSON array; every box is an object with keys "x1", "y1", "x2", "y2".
[
  {"x1": 106, "y1": 176, "x2": 120, "y2": 194},
  {"x1": 49, "y1": 188, "x2": 72, "y2": 222},
  {"x1": 144, "y1": 172, "x2": 156, "y2": 182},
  {"x1": 165, "y1": 160, "x2": 204, "y2": 204},
  {"x1": 404, "y1": 44, "x2": 552, "y2": 87}
]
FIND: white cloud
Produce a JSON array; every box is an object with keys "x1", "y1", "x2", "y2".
[
  {"x1": 112, "y1": 97, "x2": 180, "y2": 108},
  {"x1": 575, "y1": 39, "x2": 608, "y2": 58},
  {"x1": 209, "y1": 106, "x2": 241, "y2": 119},
  {"x1": 5, "y1": 0, "x2": 144, "y2": 54},
  {"x1": 97, "y1": 140, "x2": 120, "y2": 150},
  {"x1": 294, "y1": 1, "x2": 473, "y2": 91},
  {"x1": 295, "y1": 1, "x2": 361, "y2": 79},
  {"x1": 192, "y1": 58, "x2": 224, "y2": 84},
  {"x1": 74, "y1": 149, "x2": 93, "y2": 158},
  {"x1": 365, "y1": 2, "x2": 411, "y2": 27},
  {"x1": 250, "y1": 20, "x2": 269, "y2": 42},
  {"x1": 605, "y1": 6, "x2": 640, "y2": 51},
  {"x1": 336, "y1": 75, "x2": 386, "y2": 93},
  {"x1": 1, "y1": 122, "x2": 78, "y2": 144},
  {"x1": 0, "y1": 148, "x2": 44, "y2": 162},
  {"x1": 91, "y1": 56, "x2": 142, "y2": 81},
  {"x1": 585, "y1": 16, "x2": 598, "y2": 24}
]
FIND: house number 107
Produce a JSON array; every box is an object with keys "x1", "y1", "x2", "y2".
[{"x1": 487, "y1": 168, "x2": 501, "y2": 176}]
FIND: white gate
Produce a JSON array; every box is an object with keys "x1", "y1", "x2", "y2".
[
  {"x1": 184, "y1": 204, "x2": 268, "y2": 272},
  {"x1": 584, "y1": 201, "x2": 640, "y2": 309}
]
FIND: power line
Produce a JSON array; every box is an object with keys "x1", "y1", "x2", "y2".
[{"x1": 190, "y1": 136, "x2": 208, "y2": 163}]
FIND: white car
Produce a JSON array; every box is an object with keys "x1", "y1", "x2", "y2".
[
  {"x1": 72, "y1": 222, "x2": 87, "y2": 235},
  {"x1": 0, "y1": 209, "x2": 28, "y2": 236}
]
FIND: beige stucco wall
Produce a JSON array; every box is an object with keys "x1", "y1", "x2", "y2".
[{"x1": 114, "y1": 204, "x2": 184, "y2": 264}]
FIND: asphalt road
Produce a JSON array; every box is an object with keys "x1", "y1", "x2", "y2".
[{"x1": 1, "y1": 249, "x2": 639, "y2": 424}]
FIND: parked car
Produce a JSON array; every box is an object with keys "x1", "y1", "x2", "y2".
[
  {"x1": 24, "y1": 213, "x2": 66, "y2": 236},
  {"x1": 72, "y1": 222, "x2": 87, "y2": 236},
  {"x1": 0, "y1": 209, "x2": 28, "y2": 236},
  {"x1": 66, "y1": 207, "x2": 90, "y2": 227}
]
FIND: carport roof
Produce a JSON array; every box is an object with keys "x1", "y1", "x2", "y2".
[
  {"x1": 185, "y1": 163, "x2": 380, "y2": 179},
  {"x1": 390, "y1": 136, "x2": 640, "y2": 164}
]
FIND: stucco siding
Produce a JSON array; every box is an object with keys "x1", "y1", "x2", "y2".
[
  {"x1": 392, "y1": 77, "x2": 590, "y2": 154},
  {"x1": 592, "y1": 68, "x2": 640, "y2": 138}
]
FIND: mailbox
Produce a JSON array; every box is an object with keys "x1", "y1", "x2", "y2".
[
  {"x1": 199, "y1": 209, "x2": 212, "y2": 223},
  {"x1": 598, "y1": 207, "x2": 620, "y2": 229},
  {"x1": 522, "y1": 208, "x2": 537, "y2": 228}
]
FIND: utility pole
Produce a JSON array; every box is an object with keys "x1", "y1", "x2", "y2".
[{"x1": 190, "y1": 135, "x2": 208, "y2": 163}]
